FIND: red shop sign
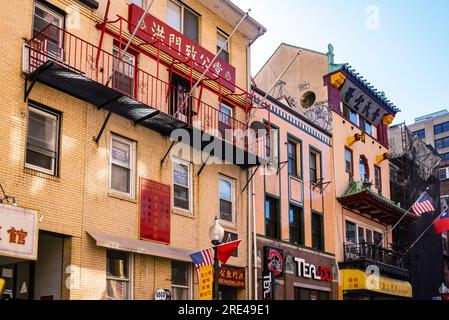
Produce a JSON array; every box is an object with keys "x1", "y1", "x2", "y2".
[
  {"x1": 128, "y1": 4, "x2": 236, "y2": 92},
  {"x1": 140, "y1": 178, "x2": 171, "y2": 244},
  {"x1": 218, "y1": 267, "x2": 246, "y2": 289}
]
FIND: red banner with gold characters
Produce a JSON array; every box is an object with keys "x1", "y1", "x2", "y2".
[
  {"x1": 218, "y1": 266, "x2": 246, "y2": 289},
  {"x1": 140, "y1": 178, "x2": 171, "y2": 244},
  {"x1": 128, "y1": 4, "x2": 236, "y2": 92}
]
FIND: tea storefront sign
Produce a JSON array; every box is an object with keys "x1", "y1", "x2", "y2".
[
  {"x1": 294, "y1": 257, "x2": 333, "y2": 282},
  {"x1": 0, "y1": 204, "x2": 38, "y2": 260}
]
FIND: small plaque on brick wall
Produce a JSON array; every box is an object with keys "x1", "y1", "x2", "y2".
[{"x1": 140, "y1": 178, "x2": 171, "y2": 244}]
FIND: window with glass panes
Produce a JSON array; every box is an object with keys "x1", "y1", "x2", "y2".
[
  {"x1": 25, "y1": 105, "x2": 60, "y2": 176},
  {"x1": 309, "y1": 150, "x2": 320, "y2": 183},
  {"x1": 374, "y1": 165, "x2": 382, "y2": 190},
  {"x1": 359, "y1": 157, "x2": 369, "y2": 181},
  {"x1": 217, "y1": 29, "x2": 230, "y2": 63},
  {"x1": 413, "y1": 129, "x2": 426, "y2": 140},
  {"x1": 129, "y1": 0, "x2": 144, "y2": 7},
  {"x1": 110, "y1": 135, "x2": 135, "y2": 196},
  {"x1": 345, "y1": 147, "x2": 353, "y2": 174},
  {"x1": 171, "y1": 261, "x2": 191, "y2": 300},
  {"x1": 167, "y1": 0, "x2": 199, "y2": 44},
  {"x1": 311, "y1": 212, "x2": 324, "y2": 251},
  {"x1": 32, "y1": 2, "x2": 64, "y2": 58},
  {"x1": 265, "y1": 196, "x2": 280, "y2": 240},
  {"x1": 106, "y1": 250, "x2": 131, "y2": 300},
  {"x1": 439, "y1": 168, "x2": 449, "y2": 181},
  {"x1": 287, "y1": 140, "x2": 299, "y2": 177},
  {"x1": 112, "y1": 46, "x2": 136, "y2": 97},
  {"x1": 436, "y1": 137, "x2": 449, "y2": 150},
  {"x1": 294, "y1": 287, "x2": 330, "y2": 300},
  {"x1": 434, "y1": 121, "x2": 449, "y2": 135},
  {"x1": 219, "y1": 177, "x2": 233, "y2": 223},
  {"x1": 345, "y1": 221, "x2": 356, "y2": 243},
  {"x1": 218, "y1": 103, "x2": 233, "y2": 141},
  {"x1": 173, "y1": 159, "x2": 191, "y2": 211},
  {"x1": 289, "y1": 205, "x2": 304, "y2": 245}
]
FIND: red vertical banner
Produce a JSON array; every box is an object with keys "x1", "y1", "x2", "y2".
[{"x1": 140, "y1": 178, "x2": 171, "y2": 244}]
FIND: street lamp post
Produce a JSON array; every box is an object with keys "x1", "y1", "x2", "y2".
[{"x1": 209, "y1": 217, "x2": 224, "y2": 300}]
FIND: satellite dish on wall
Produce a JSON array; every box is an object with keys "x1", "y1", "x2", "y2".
[{"x1": 250, "y1": 121, "x2": 267, "y2": 130}]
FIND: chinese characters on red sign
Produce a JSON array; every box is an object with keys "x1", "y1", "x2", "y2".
[
  {"x1": 128, "y1": 4, "x2": 236, "y2": 92},
  {"x1": 140, "y1": 178, "x2": 171, "y2": 244},
  {"x1": 218, "y1": 267, "x2": 246, "y2": 289}
]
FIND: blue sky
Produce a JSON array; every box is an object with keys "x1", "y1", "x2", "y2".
[{"x1": 234, "y1": 0, "x2": 449, "y2": 125}]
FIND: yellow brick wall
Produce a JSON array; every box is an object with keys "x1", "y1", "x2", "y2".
[{"x1": 0, "y1": 0, "x2": 251, "y2": 300}]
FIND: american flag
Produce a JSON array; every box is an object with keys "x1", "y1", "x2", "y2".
[
  {"x1": 412, "y1": 192, "x2": 435, "y2": 216},
  {"x1": 189, "y1": 248, "x2": 214, "y2": 268}
]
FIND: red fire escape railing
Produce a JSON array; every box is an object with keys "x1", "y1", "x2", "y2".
[{"x1": 25, "y1": 24, "x2": 270, "y2": 157}]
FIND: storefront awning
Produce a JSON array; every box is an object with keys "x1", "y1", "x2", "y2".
[
  {"x1": 87, "y1": 230, "x2": 191, "y2": 262},
  {"x1": 341, "y1": 269, "x2": 413, "y2": 298}
]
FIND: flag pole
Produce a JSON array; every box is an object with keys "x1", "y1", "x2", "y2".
[
  {"x1": 405, "y1": 211, "x2": 444, "y2": 254},
  {"x1": 376, "y1": 191, "x2": 427, "y2": 248}
]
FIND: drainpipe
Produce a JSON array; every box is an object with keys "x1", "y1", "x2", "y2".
[{"x1": 246, "y1": 27, "x2": 265, "y2": 301}]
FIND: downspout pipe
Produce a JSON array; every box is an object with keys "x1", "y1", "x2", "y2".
[{"x1": 246, "y1": 26, "x2": 265, "y2": 301}]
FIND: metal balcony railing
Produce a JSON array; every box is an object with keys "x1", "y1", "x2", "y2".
[
  {"x1": 24, "y1": 24, "x2": 268, "y2": 156},
  {"x1": 344, "y1": 243, "x2": 408, "y2": 270}
]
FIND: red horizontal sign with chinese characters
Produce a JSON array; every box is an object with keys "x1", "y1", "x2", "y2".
[
  {"x1": 128, "y1": 4, "x2": 236, "y2": 92},
  {"x1": 218, "y1": 267, "x2": 246, "y2": 289},
  {"x1": 140, "y1": 178, "x2": 171, "y2": 244}
]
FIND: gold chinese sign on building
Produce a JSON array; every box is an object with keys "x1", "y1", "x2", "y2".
[
  {"x1": 198, "y1": 266, "x2": 213, "y2": 300},
  {"x1": 218, "y1": 267, "x2": 246, "y2": 289},
  {"x1": 0, "y1": 204, "x2": 38, "y2": 260},
  {"x1": 341, "y1": 269, "x2": 413, "y2": 298}
]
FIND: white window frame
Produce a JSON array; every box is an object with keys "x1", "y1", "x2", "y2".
[
  {"x1": 112, "y1": 46, "x2": 136, "y2": 97},
  {"x1": 344, "y1": 217, "x2": 385, "y2": 247},
  {"x1": 439, "y1": 167, "x2": 449, "y2": 181},
  {"x1": 106, "y1": 251, "x2": 134, "y2": 300},
  {"x1": 109, "y1": 134, "x2": 136, "y2": 197},
  {"x1": 217, "y1": 29, "x2": 230, "y2": 62},
  {"x1": 167, "y1": 0, "x2": 200, "y2": 43},
  {"x1": 25, "y1": 105, "x2": 60, "y2": 176},
  {"x1": 128, "y1": 0, "x2": 144, "y2": 8},
  {"x1": 32, "y1": 2, "x2": 64, "y2": 60},
  {"x1": 218, "y1": 176, "x2": 235, "y2": 225},
  {"x1": 171, "y1": 260, "x2": 192, "y2": 300},
  {"x1": 172, "y1": 157, "x2": 193, "y2": 213}
]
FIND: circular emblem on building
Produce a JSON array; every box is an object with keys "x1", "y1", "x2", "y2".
[{"x1": 267, "y1": 249, "x2": 283, "y2": 276}]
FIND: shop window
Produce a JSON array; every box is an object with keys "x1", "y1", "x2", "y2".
[
  {"x1": 311, "y1": 212, "x2": 324, "y2": 251},
  {"x1": 345, "y1": 147, "x2": 353, "y2": 174},
  {"x1": 217, "y1": 29, "x2": 230, "y2": 63},
  {"x1": 289, "y1": 205, "x2": 304, "y2": 246},
  {"x1": 374, "y1": 165, "x2": 382, "y2": 191},
  {"x1": 110, "y1": 134, "x2": 136, "y2": 196},
  {"x1": 173, "y1": 158, "x2": 192, "y2": 212},
  {"x1": 106, "y1": 250, "x2": 132, "y2": 300},
  {"x1": 167, "y1": 0, "x2": 199, "y2": 44},
  {"x1": 25, "y1": 104, "x2": 60, "y2": 176},
  {"x1": 294, "y1": 287, "x2": 330, "y2": 300},
  {"x1": 32, "y1": 1, "x2": 64, "y2": 59},
  {"x1": 219, "y1": 177, "x2": 234, "y2": 223},
  {"x1": 218, "y1": 103, "x2": 233, "y2": 142},
  {"x1": 265, "y1": 196, "x2": 280, "y2": 240},
  {"x1": 112, "y1": 46, "x2": 136, "y2": 98},
  {"x1": 171, "y1": 260, "x2": 191, "y2": 300}
]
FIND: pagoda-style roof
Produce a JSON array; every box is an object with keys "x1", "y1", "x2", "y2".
[{"x1": 337, "y1": 176, "x2": 416, "y2": 225}]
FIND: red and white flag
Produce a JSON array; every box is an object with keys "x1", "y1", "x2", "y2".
[{"x1": 411, "y1": 192, "x2": 434, "y2": 217}]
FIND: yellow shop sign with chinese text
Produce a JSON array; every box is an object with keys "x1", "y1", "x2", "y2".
[{"x1": 198, "y1": 266, "x2": 213, "y2": 300}]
